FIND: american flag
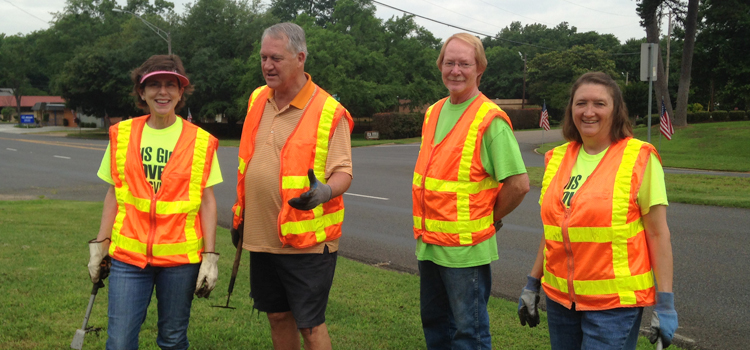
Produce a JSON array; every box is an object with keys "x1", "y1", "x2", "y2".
[
  {"x1": 540, "y1": 102, "x2": 550, "y2": 131},
  {"x1": 660, "y1": 98, "x2": 674, "y2": 140}
]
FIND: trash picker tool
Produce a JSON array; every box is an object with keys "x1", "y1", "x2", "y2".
[
  {"x1": 212, "y1": 234, "x2": 243, "y2": 309},
  {"x1": 71, "y1": 256, "x2": 110, "y2": 349}
]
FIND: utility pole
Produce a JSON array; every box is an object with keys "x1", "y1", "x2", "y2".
[
  {"x1": 666, "y1": 10, "x2": 672, "y2": 82},
  {"x1": 518, "y1": 52, "x2": 526, "y2": 109},
  {"x1": 113, "y1": 8, "x2": 172, "y2": 55}
]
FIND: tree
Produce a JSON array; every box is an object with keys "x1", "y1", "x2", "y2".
[
  {"x1": 527, "y1": 45, "x2": 618, "y2": 114},
  {"x1": 0, "y1": 35, "x2": 35, "y2": 118},
  {"x1": 481, "y1": 46, "x2": 523, "y2": 99}
]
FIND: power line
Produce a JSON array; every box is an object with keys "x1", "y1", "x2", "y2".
[
  {"x1": 2, "y1": 0, "x2": 49, "y2": 25},
  {"x1": 371, "y1": 0, "x2": 553, "y2": 50},
  {"x1": 416, "y1": 0, "x2": 508, "y2": 32}
]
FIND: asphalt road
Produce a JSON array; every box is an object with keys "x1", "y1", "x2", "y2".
[{"x1": 1, "y1": 127, "x2": 748, "y2": 350}]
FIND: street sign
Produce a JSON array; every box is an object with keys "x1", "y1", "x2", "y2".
[
  {"x1": 20, "y1": 114, "x2": 35, "y2": 125},
  {"x1": 365, "y1": 131, "x2": 379, "y2": 140},
  {"x1": 640, "y1": 43, "x2": 658, "y2": 82}
]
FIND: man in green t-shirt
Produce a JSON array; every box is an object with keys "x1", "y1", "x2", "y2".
[{"x1": 412, "y1": 33, "x2": 529, "y2": 350}]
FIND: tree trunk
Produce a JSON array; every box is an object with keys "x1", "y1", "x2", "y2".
[
  {"x1": 645, "y1": 13, "x2": 674, "y2": 126},
  {"x1": 674, "y1": 0, "x2": 699, "y2": 126}
]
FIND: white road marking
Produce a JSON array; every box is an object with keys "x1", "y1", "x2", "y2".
[
  {"x1": 6, "y1": 148, "x2": 17, "y2": 151},
  {"x1": 54, "y1": 155, "x2": 71, "y2": 159},
  {"x1": 344, "y1": 192, "x2": 389, "y2": 200}
]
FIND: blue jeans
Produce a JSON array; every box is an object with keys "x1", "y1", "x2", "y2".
[
  {"x1": 546, "y1": 296, "x2": 643, "y2": 350},
  {"x1": 418, "y1": 260, "x2": 492, "y2": 350},
  {"x1": 107, "y1": 259, "x2": 200, "y2": 350}
]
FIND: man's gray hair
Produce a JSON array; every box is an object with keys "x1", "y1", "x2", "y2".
[{"x1": 262, "y1": 23, "x2": 308, "y2": 59}]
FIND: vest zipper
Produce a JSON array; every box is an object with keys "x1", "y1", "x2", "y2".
[
  {"x1": 561, "y1": 207, "x2": 576, "y2": 304},
  {"x1": 147, "y1": 192, "x2": 157, "y2": 264}
]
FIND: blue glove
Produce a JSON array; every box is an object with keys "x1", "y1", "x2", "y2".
[
  {"x1": 649, "y1": 292, "x2": 678, "y2": 348},
  {"x1": 518, "y1": 275, "x2": 541, "y2": 327},
  {"x1": 288, "y1": 169, "x2": 332, "y2": 211}
]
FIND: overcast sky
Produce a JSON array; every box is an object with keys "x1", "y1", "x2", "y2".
[{"x1": 1, "y1": 0, "x2": 656, "y2": 44}]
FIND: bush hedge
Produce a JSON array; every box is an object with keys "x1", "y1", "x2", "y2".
[
  {"x1": 712, "y1": 110, "x2": 729, "y2": 122},
  {"x1": 371, "y1": 112, "x2": 423, "y2": 139},
  {"x1": 728, "y1": 110, "x2": 747, "y2": 121},
  {"x1": 504, "y1": 108, "x2": 543, "y2": 130}
]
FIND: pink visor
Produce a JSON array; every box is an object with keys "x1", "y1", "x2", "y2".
[{"x1": 139, "y1": 70, "x2": 190, "y2": 87}]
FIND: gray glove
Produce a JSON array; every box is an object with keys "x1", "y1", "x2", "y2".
[
  {"x1": 288, "y1": 169, "x2": 332, "y2": 211},
  {"x1": 195, "y1": 252, "x2": 219, "y2": 298},
  {"x1": 88, "y1": 238, "x2": 109, "y2": 283},
  {"x1": 518, "y1": 275, "x2": 541, "y2": 327}
]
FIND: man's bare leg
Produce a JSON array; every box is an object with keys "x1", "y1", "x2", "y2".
[
  {"x1": 268, "y1": 311, "x2": 300, "y2": 350},
  {"x1": 300, "y1": 323, "x2": 331, "y2": 350}
]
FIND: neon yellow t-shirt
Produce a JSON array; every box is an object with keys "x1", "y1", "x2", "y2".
[
  {"x1": 97, "y1": 118, "x2": 222, "y2": 193},
  {"x1": 416, "y1": 95, "x2": 528, "y2": 268},
  {"x1": 552, "y1": 146, "x2": 668, "y2": 214}
]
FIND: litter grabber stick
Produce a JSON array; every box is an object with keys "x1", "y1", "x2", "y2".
[
  {"x1": 656, "y1": 338, "x2": 663, "y2": 350},
  {"x1": 72, "y1": 256, "x2": 111, "y2": 349},
  {"x1": 213, "y1": 232, "x2": 243, "y2": 309}
]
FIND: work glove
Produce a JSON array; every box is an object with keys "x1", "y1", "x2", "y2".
[
  {"x1": 649, "y1": 292, "x2": 678, "y2": 348},
  {"x1": 88, "y1": 238, "x2": 110, "y2": 283},
  {"x1": 518, "y1": 275, "x2": 541, "y2": 328},
  {"x1": 230, "y1": 223, "x2": 243, "y2": 248},
  {"x1": 288, "y1": 169, "x2": 332, "y2": 211},
  {"x1": 195, "y1": 252, "x2": 220, "y2": 298}
]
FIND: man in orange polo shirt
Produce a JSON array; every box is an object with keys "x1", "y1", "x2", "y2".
[{"x1": 232, "y1": 22, "x2": 353, "y2": 350}]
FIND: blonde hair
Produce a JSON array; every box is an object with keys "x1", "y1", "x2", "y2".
[{"x1": 436, "y1": 33, "x2": 487, "y2": 85}]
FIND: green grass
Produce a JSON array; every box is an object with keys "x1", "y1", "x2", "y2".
[
  {"x1": 537, "y1": 121, "x2": 750, "y2": 172},
  {"x1": 0, "y1": 200, "x2": 684, "y2": 349}
]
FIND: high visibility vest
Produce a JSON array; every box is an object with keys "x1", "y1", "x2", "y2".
[
  {"x1": 108, "y1": 116, "x2": 218, "y2": 268},
  {"x1": 232, "y1": 85, "x2": 353, "y2": 249},
  {"x1": 412, "y1": 94, "x2": 512, "y2": 246},
  {"x1": 540, "y1": 137, "x2": 660, "y2": 310}
]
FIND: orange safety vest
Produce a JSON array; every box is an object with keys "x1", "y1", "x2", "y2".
[
  {"x1": 232, "y1": 85, "x2": 353, "y2": 249},
  {"x1": 540, "y1": 137, "x2": 660, "y2": 310},
  {"x1": 412, "y1": 94, "x2": 512, "y2": 246},
  {"x1": 108, "y1": 116, "x2": 218, "y2": 268}
]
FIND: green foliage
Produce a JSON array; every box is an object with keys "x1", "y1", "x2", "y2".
[
  {"x1": 504, "y1": 109, "x2": 544, "y2": 130},
  {"x1": 371, "y1": 112, "x2": 422, "y2": 139},
  {"x1": 728, "y1": 110, "x2": 746, "y2": 121},
  {"x1": 527, "y1": 45, "x2": 618, "y2": 114},
  {"x1": 711, "y1": 110, "x2": 729, "y2": 122},
  {"x1": 687, "y1": 103, "x2": 704, "y2": 113},
  {"x1": 0, "y1": 107, "x2": 14, "y2": 121}
]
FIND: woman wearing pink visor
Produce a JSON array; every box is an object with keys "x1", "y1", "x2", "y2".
[{"x1": 88, "y1": 54, "x2": 223, "y2": 350}]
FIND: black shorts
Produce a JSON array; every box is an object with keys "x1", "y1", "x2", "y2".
[{"x1": 249, "y1": 246, "x2": 337, "y2": 329}]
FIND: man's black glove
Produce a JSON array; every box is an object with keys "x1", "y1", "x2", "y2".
[
  {"x1": 288, "y1": 169, "x2": 332, "y2": 211},
  {"x1": 230, "y1": 223, "x2": 243, "y2": 248}
]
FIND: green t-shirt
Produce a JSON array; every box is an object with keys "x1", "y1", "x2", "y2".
[
  {"x1": 552, "y1": 146, "x2": 668, "y2": 214},
  {"x1": 97, "y1": 118, "x2": 223, "y2": 193},
  {"x1": 416, "y1": 95, "x2": 527, "y2": 268}
]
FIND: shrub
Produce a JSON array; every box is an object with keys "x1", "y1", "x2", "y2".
[
  {"x1": 371, "y1": 113, "x2": 423, "y2": 139},
  {"x1": 728, "y1": 110, "x2": 747, "y2": 121},
  {"x1": 694, "y1": 111, "x2": 712, "y2": 123},
  {"x1": 711, "y1": 110, "x2": 728, "y2": 122},
  {"x1": 1, "y1": 107, "x2": 14, "y2": 121},
  {"x1": 504, "y1": 109, "x2": 543, "y2": 130},
  {"x1": 687, "y1": 103, "x2": 704, "y2": 113},
  {"x1": 686, "y1": 112, "x2": 695, "y2": 123},
  {"x1": 63, "y1": 119, "x2": 69, "y2": 126}
]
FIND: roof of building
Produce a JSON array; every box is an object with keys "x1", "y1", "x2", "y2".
[{"x1": 0, "y1": 96, "x2": 66, "y2": 108}]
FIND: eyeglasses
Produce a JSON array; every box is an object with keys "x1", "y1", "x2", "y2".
[{"x1": 443, "y1": 61, "x2": 476, "y2": 70}]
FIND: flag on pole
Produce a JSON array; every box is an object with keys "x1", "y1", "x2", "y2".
[
  {"x1": 659, "y1": 98, "x2": 674, "y2": 140},
  {"x1": 187, "y1": 108, "x2": 193, "y2": 123},
  {"x1": 540, "y1": 102, "x2": 550, "y2": 131}
]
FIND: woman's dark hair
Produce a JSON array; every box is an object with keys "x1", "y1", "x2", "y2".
[
  {"x1": 562, "y1": 71, "x2": 632, "y2": 143},
  {"x1": 130, "y1": 55, "x2": 194, "y2": 112}
]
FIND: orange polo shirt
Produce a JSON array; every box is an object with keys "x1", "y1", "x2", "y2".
[{"x1": 242, "y1": 73, "x2": 353, "y2": 254}]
